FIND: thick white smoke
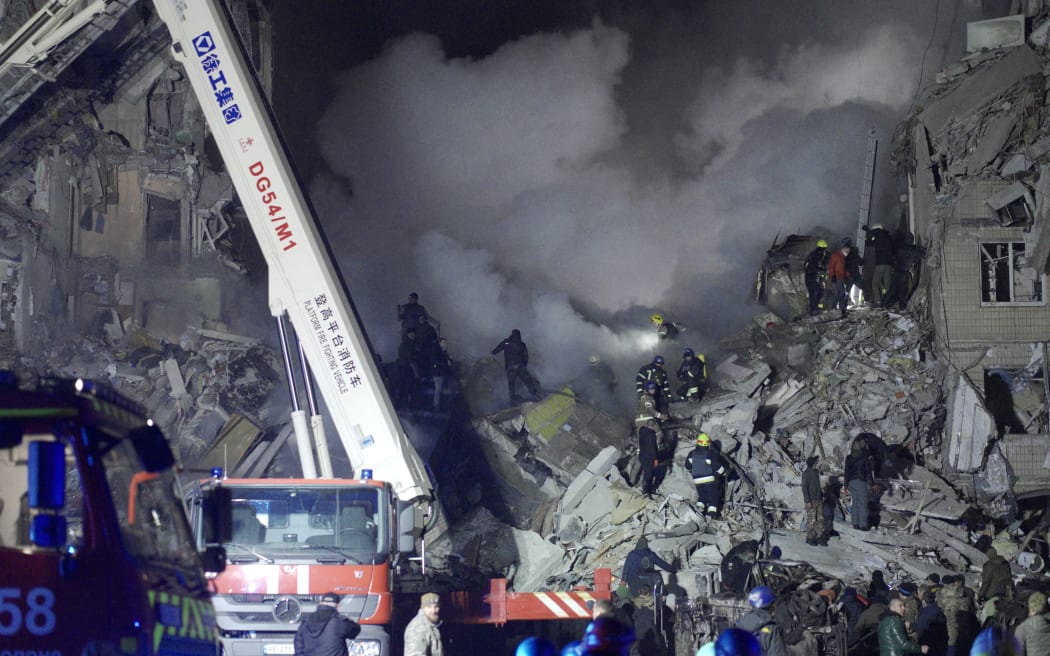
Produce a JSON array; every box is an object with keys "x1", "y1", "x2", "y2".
[{"x1": 302, "y1": 2, "x2": 983, "y2": 409}]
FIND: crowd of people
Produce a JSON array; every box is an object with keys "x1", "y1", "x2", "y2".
[{"x1": 803, "y1": 225, "x2": 923, "y2": 319}]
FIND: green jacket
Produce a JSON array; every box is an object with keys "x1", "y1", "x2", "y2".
[{"x1": 878, "y1": 613, "x2": 922, "y2": 656}]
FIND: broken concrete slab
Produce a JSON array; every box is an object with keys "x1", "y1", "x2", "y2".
[{"x1": 920, "y1": 46, "x2": 1043, "y2": 136}]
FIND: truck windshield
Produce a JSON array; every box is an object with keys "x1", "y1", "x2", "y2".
[
  {"x1": 224, "y1": 485, "x2": 386, "y2": 559},
  {"x1": 102, "y1": 436, "x2": 200, "y2": 573}
]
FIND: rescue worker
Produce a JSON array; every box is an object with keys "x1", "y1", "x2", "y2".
[
  {"x1": 736, "y1": 586, "x2": 786, "y2": 656},
  {"x1": 915, "y1": 591, "x2": 948, "y2": 656},
  {"x1": 939, "y1": 575, "x2": 978, "y2": 656},
  {"x1": 801, "y1": 455, "x2": 825, "y2": 546},
  {"x1": 650, "y1": 313, "x2": 683, "y2": 343},
  {"x1": 1012, "y1": 591, "x2": 1050, "y2": 656},
  {"x1": 395, "y1": 329, "x2": 419, "y2": 408},
  {"x1": 884, "y1": 233, "x2": 924, "y2": 310},
  {"x1": 491, "y1": 329, "x2": 541, "y2": 403},
  {"x1": 404, "y1": 593, "x2": 443, "y2": 656},
  {"x1": 635, "y1": 381, "x2": 668, "y2": 430},
  {"x1": 721, "y1": 540, "x2": 759, "y2": 594},
  {"x1": 637, "y1": 418, "x2": 661, "y2": 497},
  {"x1": 293, "y1": 592, "x2": 362, "y2": 656},
  {"x1": 686, "y1": 433, "x2": 726, "y2": 518},
  {"x1": 977, "y1": 547, "x2": 1014, "y2": 603},
  {"x1": 635, "y1": 355, "x2": 671, "y2": 400},
  {"x1": 430, "y1": 337, "x2": 455, "y2": 410},
  {"x1": 843, "y1": 236, "x2": 865, "y2": 306},
  {"x1": 844, "y1": 440, "x2": 873, "y2": 530},
  {"x1": 804, "y1": 239, "x2": 830, "y2": 316},
  {"x1": 828, "y1": 241, "x2": 852, "y2": 318},
  {"x1": 676, "y1": 348, "x2": 707, "y2": 402},
  {"x1": 878, "y1": 597, "x2": 928, "y2": 656},
  {"x1": 398, "y1": 293, "x2": 437, "y2": 336},
  {"x1": 620, "y1": 536, "x2": 675, "y2": 597},
  {"x1": 864, "y1": 223, "x2": 895, "y2": 307}
]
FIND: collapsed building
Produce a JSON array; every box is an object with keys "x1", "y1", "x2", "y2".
[{"x1": 2, "y1": 2, "x2": 1050, "y2": 655}]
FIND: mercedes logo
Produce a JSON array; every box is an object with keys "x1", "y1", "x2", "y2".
[{"x1": 273, "y1": 596, "x2": 302, "y2": 623}]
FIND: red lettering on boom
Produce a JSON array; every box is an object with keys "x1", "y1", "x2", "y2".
[{"x1": 248, "y1": 160, "x2": 297, "y2": 251}]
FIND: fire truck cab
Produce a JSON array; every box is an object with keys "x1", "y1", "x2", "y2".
[{"x1": 0, "y1": 375, "x2": 228, "y2": 656}]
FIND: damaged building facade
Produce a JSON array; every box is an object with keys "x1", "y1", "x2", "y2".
[
  {"x1": 901, "y1": 8, "x2": 1050, "y2": 509},
  {"x1": 8, "y1": 2, "x2": 1050, "y2": 655}
]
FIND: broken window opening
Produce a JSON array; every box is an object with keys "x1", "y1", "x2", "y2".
[
  {"x1": 980, "y1": 242, "x2": 1044, "y2": 305},
  {"x1": 984, "y1": 368, "x2": 1048, "y2": 435},
  {"x1": 986, "y1": 182, "x2": 1035, "y2": 228},
  {"x1": 145, "y1": 194, "x2": 182, "y2": 265}
]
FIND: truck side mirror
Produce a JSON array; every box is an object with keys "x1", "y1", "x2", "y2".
[
  {"x1": 28, "y1": 441, "x2": 66, "y2": 548},
  {"x1": 200, "y1": 546, "x2": 227, "y2": 574},
  {"x1": 129, "y1": 425, "x2": 175, "y2": 473},
  {"x1": 201, "y1": 486, "x2": 232, "y2": 545},
  {"x1": 397, "y1": 501, "x2": 418, "y2": 555}
]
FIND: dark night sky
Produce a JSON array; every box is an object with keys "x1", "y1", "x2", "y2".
[{"x1": 262, "y1": 1, "x2": 1000, "y2": 409}]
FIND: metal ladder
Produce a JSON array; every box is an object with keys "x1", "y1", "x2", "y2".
[{"x1": 855, "y1": 128, "x2": 878, "y2": 253}]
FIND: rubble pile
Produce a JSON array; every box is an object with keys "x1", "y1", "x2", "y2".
[{"x1": 424, "y1": 299, "x2": 1046, "y2": 605}]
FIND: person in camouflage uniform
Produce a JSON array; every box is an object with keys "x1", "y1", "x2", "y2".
[
  {"x1": 404, "y1": 593, "x2": 443, "y2": 656},
  {"x1": 899, "y1": 581, "x2": 920, "y2": 637},
  {"x1": 938, "y1": 576, "x2": 977, "y2": 656}
]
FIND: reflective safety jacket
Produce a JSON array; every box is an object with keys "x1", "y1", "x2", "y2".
[
  {"x1": 686, "y1": 446, "x2": 725, "y2": 485},
  {"x1": 635, "y1": 363, "x2": 671, "y2": 398}
]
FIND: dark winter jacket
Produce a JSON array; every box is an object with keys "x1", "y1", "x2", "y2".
[
  {"x1": 621, "y1": 543, "x2": 675, "y2": 591},
  {"x1": 916, "y1": 604, "x2": 948, "y2": 656},
  {"x1": 878, "y1": 612, "x2": 921, "y2": 656},
  {"x1": 801, "y1": 465, "x2": 821, "y2": 504},
  {"x1": 866, "y1": 227, "x2": 895, "y2": 266},
  {"x1": 293, "y1": 605, "x2": 361, "y2": 656},
  {"x1": 638, "y1": 425, "x2": 658, "y2": 466},
  {"x1": 686, "y1": 446, "x2": 725, "y2": 484},
  {"x1": 492, "y1": 333, "x2": 528, "y2": 369},
  {"x1": 841, "y1": 588, "x2": 866, "y2": 645},
  {"x1": 978, "y1": 553, "x2": 1014, "y2": 601},
  {"x1": 844, "y1": 452, "x2": 872, "y2": 485},
  {"x1": 804, "y1": 247, "x2": 829, "y2": 284},
  {"x1": 736, "y1": 608, "x2": 786, "y2": 656},
  {"x1": 635, "y1": 363, "x2": 671, "y2": 397}
]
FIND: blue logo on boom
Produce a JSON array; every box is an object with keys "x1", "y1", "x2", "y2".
[
  {"x1": 191, "y1": 31, "x2": 241, "y2": 125},
  {"x1": 192, "y1": 32, "x2": 216, "y2": 57}
]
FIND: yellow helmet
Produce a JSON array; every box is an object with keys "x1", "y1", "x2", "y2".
[
  {"x1": 816, "y1": 239, "x2": 828, "y2": 248},
  {"x1": 696, "y1": 432, "x2": 711, "y2": 446},
  {"x1": 650, "y1": 313, "x2": 664, "y2": 325}
]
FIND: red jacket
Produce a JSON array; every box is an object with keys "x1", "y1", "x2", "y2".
[{"x1": 828, "y1": 249, "x2": 849, "y2": 283}]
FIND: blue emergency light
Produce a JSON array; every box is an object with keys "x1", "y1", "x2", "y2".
[{"x1": 360, "y1": 469, "x2": 373, "y2": 480}]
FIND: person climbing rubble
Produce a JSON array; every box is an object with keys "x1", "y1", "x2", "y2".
[
  {"x1": 635, "y1": 355, "x2": 671, "y2": 400},
  {"x1": 821, "y1": 476, "x2": 843, "y2": 542},
  {"x1": 676, "y1": 348, "x2": 707, "y2": 402},
  {"x1": 843, "y1": 237, "x2": 865, "y2": 307},
  {"x1": 863, "y1": 223, "x2": 896, "y2": 307},
  {"x1": 398, "y1": 292, "x2": 438, "y2": 337},
  {"x1": 801, "y1": 455, "x2": 825, "y2": 546},
  {"x1": 720, "y1": 540, "x2": 760, "y2": 595},
  {"x1": 650, "y1": 313, "x2": 683, "y2": 343},
  {"x1": 636, "y1": 381, "x2": 669, "y2": 431},
  {"x1": 844, "y1": 440, "x2": 874, "y2": 531},
  {"x1": 637, "y1": 418, "x2": 662, "y2": 497},
  {"x1": 685, "y1": 432, "x2": 726, "y2": 518},
  {"x1": 939, "y1": 575, "x2": 978, "y2": 656},
  {"x1": 804, "y1": 239, "x2": 830, "y2": 316},
  {"x1": 827, "y1": 241, "x2": 852, "y2": 319},
  {"x1": 620, "y1": 537, "x2": 675, "y2": 598},
  {"x1": 977, "y1": 547, "x2": 1014, "y2": 604},
  {"x1": 491, "y1": 329, "x2": 541, "y2": 403},
  {"x1": 735, "y1": 586, "x2": 786, "y2": 656}
]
